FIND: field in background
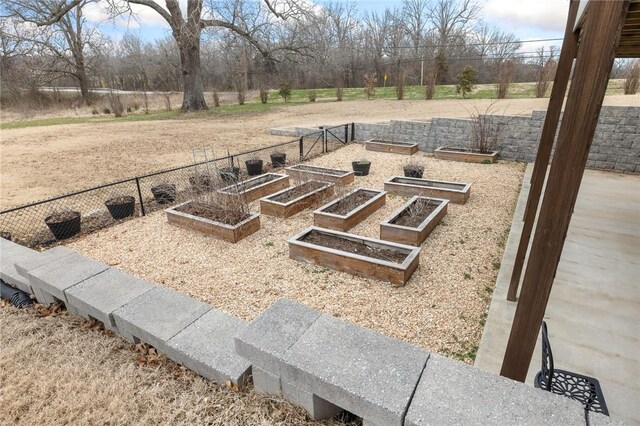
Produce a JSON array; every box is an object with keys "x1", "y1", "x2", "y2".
[
  {"x1": 2, "y1": 94, "x2": 639, "y2": 209},
  {"x1": 0, "y1": 79, "x2": 630, "y2": 129}
]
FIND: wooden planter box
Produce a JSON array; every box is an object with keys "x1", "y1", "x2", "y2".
[
  {"x1": 165, "y1": 201, "x2": 260, "y2": 243},
  {"x1": 434, "y1": 146, "x2": 498, "y2": 163},
  {"x1": 285, "y1": 164, "x2": 354, "y2": 185},
  {"x1": 380, "y1": 196, "x2": 448, "y2": 246},
  {"x1": 384, "y1": 176, "x2": 471, "y2": 204},
  {"x1": 218, "y1": 173, "x2": 289, "y2": 203},
  {"x1": 314, "y1": 188, "x2": 386, "y2": 231},
  {"x1": 288, "y1": 227, "x2": 420, "y2": 286},
  {"x1": 365, "y1": 139, "x2": 419, "y2": 155},
  {"x1": 260, "y1": 182, "x2": 334, "y2": 218}
]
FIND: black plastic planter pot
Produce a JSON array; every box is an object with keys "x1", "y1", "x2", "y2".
[
  {"x1": 403, "y1": 167, "x2": 424, "y2": 179},
  {"x1": 220, "y1": 167, "x2": 241, "y2": 184},
  {"x1": 45, "y1": 211, "x2": 81, "y2": 240},
  {"x1": 270, "y1": 153, "x2": 287, "y2": 168},
  {"x1": 105, "y1": 196, "x2": 135, "y2": 220},
  {"x1": 352, "y1": 161, "x2": 371, "y2": 176},
  {"x1": 151, "y1": 183, "x2": 176, "y2": 204},
  {"x1": 245, "y1": 160, "x2": 264, "y2": 176}
]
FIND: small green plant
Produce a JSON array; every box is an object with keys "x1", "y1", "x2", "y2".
[
  {"x1": 103, "y1": 107, "x2": 111, "y2": 114},
  {"x1": 482, "y1": 159, "x2": 491, "y2": 164},
  {"x1": 492, "y1": 261, "x2": 501, "y2": 271},
  {"x1": 456, "y1": 66, "x2": 477, "y2": 99},
  {"x1": 279, "y1": 81, "x2": 292, "y2": 102},
  {"x1": 464, "y1": 273, "x2": 472, "y2": 280},
  {"x1": 265, "y1": 241, "x2": 274, "y2": 247}
]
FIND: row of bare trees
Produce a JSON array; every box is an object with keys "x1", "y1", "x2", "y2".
[{"x1": 2, "y1": 0, "x2": 638, "y2": 112}]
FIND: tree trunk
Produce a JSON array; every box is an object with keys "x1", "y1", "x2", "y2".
[
  {"x1": 178, "y1": 32, "x2": 208, "y2": 112},
  {"x1": 76, "y1": 64, "x2": 90, "y2": 106}
]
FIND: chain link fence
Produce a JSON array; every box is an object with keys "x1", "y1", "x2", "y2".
[{"x1": 0, "y1": 124, "x2": 355, "y2": 248}]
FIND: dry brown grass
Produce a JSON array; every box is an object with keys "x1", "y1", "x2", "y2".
[{"x1": 0, "y1": 302, "x2": 355, "y2": 425}]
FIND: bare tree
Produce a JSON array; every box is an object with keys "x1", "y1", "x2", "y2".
[
  {"x1": 18, "y1": 0, "x2": 308, "y2": 112},
  {"x1": 623, "y1": 59, "x2": 640, "y2": 95},
  {"x1": 428, "y1": 0, "x2": 481, "y2": 82},
  {"x1": 534, "y1": 46, "x2": 557, "y2": 98},
  {"x1": 4, "y1": 0, "x2": 103, "y2": 104},
  {"x1": 496, "y1": 60, "x2": 515, "y2": 99}
]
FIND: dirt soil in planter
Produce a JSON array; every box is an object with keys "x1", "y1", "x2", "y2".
[
  {"x1": 229, "y1": 174, "x2": 277, "y2": 192},
  {"x1": 324, "y1": 190, "x2": 375, "y2": 215},
  {"x1": 270, "y1": 181, "x2": 325, "y2": 203},
  {"x1": 45, "y1": 211, "x2": 79, "y2": 223},
  {"x1": 302, "y1": 230, "x2": 408, "y2": 263},
  {"x1": 393, "y1": 199, "x2": 441, "y2": 228},
  {"x1": 175, "y1": 202, "x2": 250, "y2": 226},
  {"x1": 105, "y1": 196, "x2": 134, "y2": 206}
]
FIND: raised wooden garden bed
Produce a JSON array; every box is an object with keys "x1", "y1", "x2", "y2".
[
  {"x1": 260, "y1": 181, "x2": 334, "y2": 218},
  {"x1": 384, "y1": 176, "x2": 471, "y2": 204},
  {"x1": 285, "y1": 164, "x2": 354, "y2": 185},
  {"x1": 380, "y1": 196, "x2": 448, "y2": 246},
  {"x1": 434, "y1": 146, "x2": 498, "y2": 163},
  {"x1": 365, "y1": 139, "x2": 419, "y2": 155},
  {"x1": 165, "y1": 201, "x2": 260, "y2": 243},
  {"x1": 313, "y1": 188, "x2": 386, "y2": 231},
  {"x1": 218, "y1": 173, "x2": 289, "y2": 203},
  {"x1": 288, "y1": 227, "x2": 420, "y2": 286}
]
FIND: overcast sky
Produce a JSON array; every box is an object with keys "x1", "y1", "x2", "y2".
[{"x1": 87, "y1": 0, "x2": 570, "y2": 51}]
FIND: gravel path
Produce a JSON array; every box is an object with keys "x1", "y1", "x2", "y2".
[{"x1": 70, "y1": 144, "x2": 525, "y2": 362}]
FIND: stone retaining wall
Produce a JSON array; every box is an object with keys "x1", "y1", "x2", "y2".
[{"x1": 276, "y1": 106, "x2": 640, "y2": 174}]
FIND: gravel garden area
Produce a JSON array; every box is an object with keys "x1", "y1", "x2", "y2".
[{"x1": 68, "y1": 144, "x2": 525, "y2": 361}]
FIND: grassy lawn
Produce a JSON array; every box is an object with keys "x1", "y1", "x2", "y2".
[{"x1": 1, "y1": 79, "x2": 627, "y2": 130}]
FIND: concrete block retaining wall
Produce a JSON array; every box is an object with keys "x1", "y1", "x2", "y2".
[
  {"x1": 0, "y1": 238, "x2": 618, "y2": 424},
  {"x1": 274, "y1": 106, "x2": 640, "y2": 174}
]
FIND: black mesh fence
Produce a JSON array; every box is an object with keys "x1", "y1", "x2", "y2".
[{"x1": 0, "y1": 124, "x2": 354, "y2": 248}]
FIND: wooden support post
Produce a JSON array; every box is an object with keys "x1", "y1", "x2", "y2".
[
  {"x1": 506, "y1": 0, "x2": 580, "y2": 302},
  {"x1": 500, "y1": 0, "x2": 630, "y2": 382}
]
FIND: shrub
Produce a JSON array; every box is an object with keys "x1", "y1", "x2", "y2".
[
  {"x1": 103, "y1": 107, "x2": 111, "y2": 114},
  {"x1": 363, "y1": 73, "x2": 377, "y2": 99},
  {"x1": 279, "y1": 81, "x2": 292, "y2": 102},
  {"x1": 212, "y1": 88, "x2": 220, "y2": 107},
  {"x1": 623, "y1": 60, "x2": 640, "y2": 95},
  {"x1": 424, "y1": 67, "x2": 437, "y2": 100},
  {"x1": 107, "y1": 92, "x2": 124, "y2": 117},
  {"x1": 163, "y1": 93, "x2": 171, "y2": 111},
  {"x1": 91, "y1": 108, "x2": 99, "y2": 115},
  {"x1": 535, "y1": 58, "x2": 557, "y2": 97},
  {"x1": 467, "y1": 102, "x2": 510, "y2": 154},
  {"x1": 259, "y1": 87, "x2": 268, "y2": 104},
  {"x1": 126, "y1": 106, "x2": 132, "y2": 113},
  {"x1": 456, "y1": 66, "x2": 477, "y2": 99},
  {"x1": 132, "y1": 102, "x2": 140, "y2": 110},
  {"x1": 396, "y1": 70, "x2": 406, "y2": 100},
  {"x1": 308, "y1": 89, "x2": 317, "y2": 102},
  {"x1": 336, "y1": 86, "x2": 344, "y2": 101},
  {"x1": 495, "y1": 60, "x2": 515, "y2": 99}
]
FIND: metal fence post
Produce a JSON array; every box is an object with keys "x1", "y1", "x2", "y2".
[
  {"x1": 135, "y1": 177, "x2": 146, "y2": 216},
  {"x1": 299, "y1": 136, "x2": 304, "y2": 161},
  {"x1": 344, "y1": 124, "x2": 348, "y2": 144},
  {"x1": 351, "y1": 122, "x2": 355, "y2": 141}
]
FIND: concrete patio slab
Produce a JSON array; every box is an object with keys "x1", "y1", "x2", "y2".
[
  {"x1": 476, "y1": 166, "x2": 640, "y2": 424},
  {"x1": 65, "y1": 268, "x2": 155, "y2": 332},
  {"x1": 112, "y1": 286, "x2": 211, "y2": 351},
  {"x1": 165, "y1": 309, "x2": 251, "y2": 387}
]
